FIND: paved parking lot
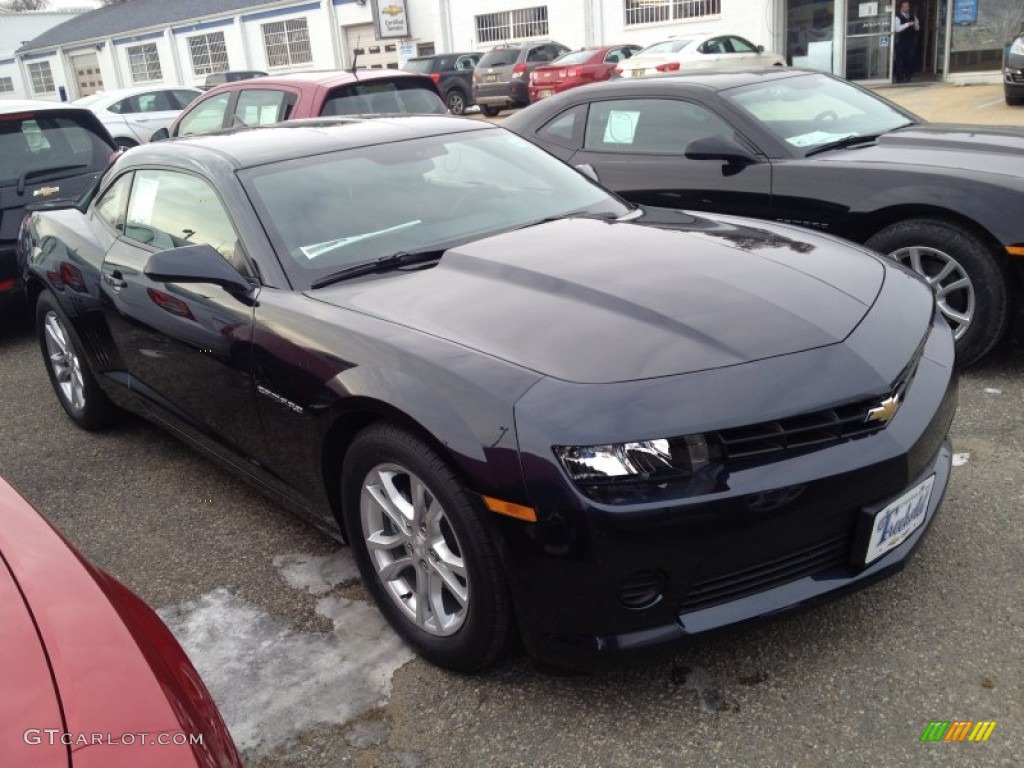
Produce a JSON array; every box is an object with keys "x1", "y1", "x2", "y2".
[{"x1": 2, "y1": 86, "x2": 1023, "y2": 767}]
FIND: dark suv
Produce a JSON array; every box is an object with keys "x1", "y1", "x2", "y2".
[
  {"x1": 473, "y1": 41, "x2": 570, "y2": 116},
  {"x1": 1006, "y1": 32, "x2": 1024, "y2": 106},
  {"x1": 402, "y1": 52, "x2": 480, "y2": 115},
  {"x1": 0, "y1": 101, "x2": 116, "y2": 314}
]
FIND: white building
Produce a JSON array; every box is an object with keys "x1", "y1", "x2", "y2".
[
  {"x1": 0, "y1": 9, "x2": 92, "y2": 99},
  {"x1": 4, "y1": 0, "x2": 1015, "y2": 102}
]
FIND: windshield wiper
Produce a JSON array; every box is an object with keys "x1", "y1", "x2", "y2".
[
  {"x1": 310, "y1": 248, "x2": 444, "y2": 289},
  {"x1": 804, "y1": 134, "x2": 882, "y2": 157},
  {"x1": 515, "y1": 207, "x2": 642, "y2": 230},
  {"x1": 16, "y1": 164, "x2": 89, "y2": 195}
]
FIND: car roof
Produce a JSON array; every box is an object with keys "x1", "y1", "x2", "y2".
[
  {"x1": 74, "y1": 85, "x2": 202, "y2": 105},
  {"x1": 0, "y1": 99, "x2": 96, "y2": 116},
  {"x1": 203, "y1": 68, "x2": 431, "y2": 91},
  {"x1": 562, "y1": 67, "x2": 813, "y2": 92},
  {"x1": 122, "y1": 116, "x2": 494, "y2": 171},
  {"x1": 409, "y1": 52, "x2": 478, "y2": 59}
]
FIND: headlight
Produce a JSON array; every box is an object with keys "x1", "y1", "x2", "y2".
[
  {"x1": 554, "y1": 435, "x2": 723, "y2": 501},
  {"x1": 1012, "y1": 37, "x2": 1024, "y2": 56}
]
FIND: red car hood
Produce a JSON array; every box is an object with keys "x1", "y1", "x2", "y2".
[{"x1": 0, "y1": 478, "x2": 240, "y2": 767}]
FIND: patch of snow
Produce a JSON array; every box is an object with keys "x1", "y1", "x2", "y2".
[
  {"x1": 983, "y1": 388, "x2": 1002, "y2": 395},
  {"x1": 273, "y1": 551, "x2": 360, "y2": 595},
  {"x1": 952, "y1": 453, "x2": 970, "y2": 467},
  {"x1": 159, "y1": 557, "x2": 412, "y2": 759}
]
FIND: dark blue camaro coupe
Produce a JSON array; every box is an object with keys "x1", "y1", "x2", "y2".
[{"x1": 18, "y1": 117, "x2": 956, "y2": 670}]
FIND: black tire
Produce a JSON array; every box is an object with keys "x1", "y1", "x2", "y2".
[
  {"x1": 341, "y1": 423, "x2": 512, "y2": 672},
  {"x1": 1006, "y1": 93, "x2": 1024, "y2": 107},
  {"x1": 114, "y1": 137, "x2": 138, "y2": 149},
  {"x1": 480, "y1": 105, "x2": 501, "y2": 117},
  {"x1": 445, "y1": 89, "x2": 467, "y2": 116},
  {"x1": 36, "y1": 292, "x2": 118, "y2": 430},
  {"x1": 865, "y1": 218, "x2": 1010, "y2": 367}
]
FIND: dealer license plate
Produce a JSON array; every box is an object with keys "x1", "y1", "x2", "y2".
[
  {"x1": 864, "y1": 475, "x2": 934, "y2": 564},
  {"x1": 630, "y1": 69, "x2": 645, "y2": 78},
  {"x1": 486, "y1": 74, "x2": 499, "y2": 83},
  {"x1": 538, "y1": 89, "x2": 553, "y2": 99}
]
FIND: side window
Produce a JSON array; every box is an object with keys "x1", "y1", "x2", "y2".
[
  {"x1": 108, "y1": 98, "x2": 129, "y2": 115},
  {"x1": 233, "y1": 89, "x2": 294, "y2": 127},
  {"x1": 584, "y1": 99, "x2": 733, "y2": 154},
  {"x1": 526, "y1": 47, "x2": 550, "y2": 63},
  {"x1": 124, "y1": 169, "x2": 248, "y2": 274},
  {"x1": 135, "y1": 91, "x2": 174, "y2": 112},
  {"x1": 537, "y1": 104, "x2": 586, "y2": 150},
  {"x1": 94, "y1": 172, "x2": 133, "y2": 232},
  {"x1": 604, "y1": 49, "x2": 624, "y2": 64},
  {"x1": 703, "y1": 38, "x2": 728, "y2": 54},
  {"x1": 455, "y1": 56, "x2": 476, "y2": 70},
  {"x1": 728, "y1": 37, "x2": 758, "y2": 53},
  {"x1": 175, "y1": 92, "x2": 231, "y2": 137}
]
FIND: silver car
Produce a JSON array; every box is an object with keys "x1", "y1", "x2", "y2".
[{"x1": 74, "y1": 86, "x2": 202, "y2": 148}]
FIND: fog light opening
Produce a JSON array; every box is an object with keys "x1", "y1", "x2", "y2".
[{"x1": 618, "y1": 571, "x2": 666, "y2": 610}]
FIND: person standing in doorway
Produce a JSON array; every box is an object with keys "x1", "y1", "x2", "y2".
[{"x1": 893, "y1": 1, "x2": 920, "y2": 83}]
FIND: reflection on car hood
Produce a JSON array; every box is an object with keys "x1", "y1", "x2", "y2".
[
  {"x1": 834, "y1": 124, "x2": 1024, "y2": 176},
  {"x1": 309, "y1": 217, "x2": 885, "y2": 384}
]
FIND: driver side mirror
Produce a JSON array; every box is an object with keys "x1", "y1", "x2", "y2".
[
  {"x1": 684, "y1": 136, "x2": 759, "y2": 165},
  {"x1": 757, "y1": 44, "x2": 765, "y2": 53},
  {"x1": 150, "y1": 127, "x2": 170, "y2": 142},
  {"x1": 144, "y1": 244, "x2": 253, "y2": 297}
]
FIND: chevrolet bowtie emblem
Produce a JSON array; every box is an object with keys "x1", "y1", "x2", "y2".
[
  {"x1": 381, "y1": 4, "x2": 403, "y2": 15},
  {"x1": 33, "y1": 186, "x2": 60, "y2": 197},
  {"x1": 866, "y1": 394, "x2": 901, "y2": 424}
]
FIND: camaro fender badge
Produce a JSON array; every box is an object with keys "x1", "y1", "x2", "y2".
[
  {"x1": 257, "y1": 385, "x2": 304, "y2": 414},
  {"x1": 33, "y1": 186, "x2": 60, "y2": 197},
  {"x1": 866, "y1": 394, "x2": 901, "y2": 424}
]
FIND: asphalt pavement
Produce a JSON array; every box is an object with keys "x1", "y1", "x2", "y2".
[{"x1": 2, "y1": 85, "x2": 1022, "y2": 767}]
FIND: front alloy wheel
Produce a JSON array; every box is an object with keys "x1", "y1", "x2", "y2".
[
  {"x1": 342, "y1": 424, "x2": 512, "y2": 671},
  {"x1": 888, "y1": 245, "x2": 973, "y2": 340},
  {"x1": 43, "y1": 310, "x2": 86, "y2": 412},
  {"x1": 360, "y1": 463, "x2": 469, "y2": 636}
]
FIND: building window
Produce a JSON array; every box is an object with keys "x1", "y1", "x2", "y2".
[
  {"x1": 28, "y1": 61, "x2": 55, "y2": 94},
  {"x1": 0, "y1": 76, "x2": 14, "y2": 93},
  {"x1": 188, "y1": 31, "x2": 229, "y2": 76},
  {"x1": 476, "y1": 6, "x2": 548, "y2": 44},
  {"x1": 262, "y1": 18, "x2": 312, "y2": 67},
  {"x1": 624, "y1": 0, "x2": 721, "y2": 26},
  {"x1": 127, "y1": 43, "x2": 162, "y2": 83}
]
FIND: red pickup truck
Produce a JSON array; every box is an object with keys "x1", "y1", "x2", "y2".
[{"x1": 158, "y1": 69, "x2": 445, "y2": 139}]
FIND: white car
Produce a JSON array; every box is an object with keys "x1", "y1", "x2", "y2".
[
  {"x1": 74, "y1": 86, "x2": 202, "y2": 148},
  {"x1": 616, "y1": 34, "x2": 785, "y2": 77}
]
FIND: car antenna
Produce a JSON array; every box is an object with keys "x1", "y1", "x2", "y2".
[{"x1": 350, "y1": 35, "x2": 361, "y2": 76}]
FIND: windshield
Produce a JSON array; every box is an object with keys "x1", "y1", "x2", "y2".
[
  {"x1": 0, "y1": 112, "x2": 112, "y2": 185},
  {"x1": 242, "y1": 129, "x2": 626, "y2": 287},
  {"x1": 639, "y1": 40, "x2": 692, "y2": 56},
  {"x1": 478, "y1": 49, "x2": 519, "y2": 67},
  {"x1": 722, "y1": 73, "x2": 916, "y2": 152},
  {"x1": 550, "y1": 50, "x2": 594, "y2": 66},
  {"x1": 402, "y1": 58, "x2": 434, "y2": 73}
]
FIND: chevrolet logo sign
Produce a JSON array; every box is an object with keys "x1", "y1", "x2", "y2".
[
  {"x1": 866, "y1": 394, "x2": 901, "y2": 424},
  {"x1": 381, "y1": 4, "x2": 403, "y2": 15},
  {"x1": 33, "y1": 186, "x2": 60, "y2": 198}
]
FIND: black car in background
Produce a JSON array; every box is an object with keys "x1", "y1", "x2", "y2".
[
  {"x1": 1, "y1": 100, "x2": 117, "y2": 315},
  {"x1": 20, "y1": 117, "x2": 955, "y2": 671},
  {"x1": 403, "y1": 52, "x2": 481, "y2": 115},
  {"x1": 1006, "y1": 32, "x2": 1024, "y2": 105},
  {"x1": 504, "y1": 68, "x2": 1024, "y2": 366},
  {"x1": 473, "y1": 41, "x2": 570, "y2": 116}
]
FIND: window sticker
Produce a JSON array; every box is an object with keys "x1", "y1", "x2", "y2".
[
  {"x1": 128, "y1": 173, "x2": 160, "y2": 226},
  {"x1": 786, "y1": 130, "x2": 857, "y2": 148},
  {"x1": 299, "y1": 220, "x2": 422, "y2": 260},
  {"x1": 603, "y1": 110, "x2": 640, "y2": 144}
]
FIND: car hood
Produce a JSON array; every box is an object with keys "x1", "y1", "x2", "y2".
[
  {"x1": 833, "y1": 123, "x2": 1024, "y2": 178},
  {"x1": 309, "y1": 216, "x2": 885, "y2": 384}
]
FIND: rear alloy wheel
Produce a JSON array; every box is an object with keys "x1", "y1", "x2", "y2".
[
  {"x1": 36, "y1": 292, "x2": 118, "y2": 430},
  {"x1": 445, "y1": 89, "x2": 467, "y2": 116},
  {"x1": 342, "y1": 424, "x2": 512, "y2": 671},
  {"x1": 866, "y1": 218, "x2": 1010, "y2": 367},
  {"x1": 480, "y1": 105, "x2": 501, "y2": 117}
]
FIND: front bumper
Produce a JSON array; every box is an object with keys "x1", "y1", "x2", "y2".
[{"x1": 504, "y1": 306, "x2": 957, "y2": 668}]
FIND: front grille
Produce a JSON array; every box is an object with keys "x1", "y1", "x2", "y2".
[
  {"x1": 715, "y1": 341, "x2": 923, "y2": 463},
  {"x1": 680, "y1": 533, "x2": 852, "y2": 612},
  {"x1": 1009, "y1": 70, "x2": 1024, "y2": 83}
]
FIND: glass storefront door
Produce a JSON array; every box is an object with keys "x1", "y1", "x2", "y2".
[
  {"x1": 786, "y1": 0, "x2": 837, "y2": 72},
  {"x1": 845, "y1": 1, "x2": 892, "y2": 80}
]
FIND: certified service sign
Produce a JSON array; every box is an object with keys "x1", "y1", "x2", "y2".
[{"x1": 372, "y1": 0, "x2": 410, "y2": 39}]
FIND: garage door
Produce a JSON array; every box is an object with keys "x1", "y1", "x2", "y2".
[
  {"x1": 70, "y1": 52, "x2": 104, "y2": 97},
  {"x1": 344, "y1": 24, "x2": 399, "y2": 69}
]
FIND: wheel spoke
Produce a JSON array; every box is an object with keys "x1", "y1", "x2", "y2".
[
  {"x1": 44, "y1": 316, "x2": 68, "y2": 357},
  {"x1": 366, "y1": 530, "x2": 403, "y2": 551},
  {"x1": 927, "y1": 259, "x2": 957, "y2": 285},
  {"x1": 430, "y1": 554, "x2": 468, "y2": 606},
  {"x1": 379, "y1": 554, "x2": 414, "y2": 582},
  {"x1": 366, "y1": 474, "x2": 412, "y2": 538},
  {"x1": 410, "y1": 476, "x2": 429, "y2": 530},
  {"x1": 415, "y1": 560, "x2": 432, "y2": 626},
  {"x1": 936, "y1": 277, "x2": 970, "y2": 299},
  {"x1": 938, "y1": 302, "x2": 970, "y2": 327},
  {"x1": 907, "y1": 247, "x2": 925, "y2": 276}
]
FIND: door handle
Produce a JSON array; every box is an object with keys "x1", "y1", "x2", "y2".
[{"x1": 104, "y1": 270, "x2": 127, "y2": 290}]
